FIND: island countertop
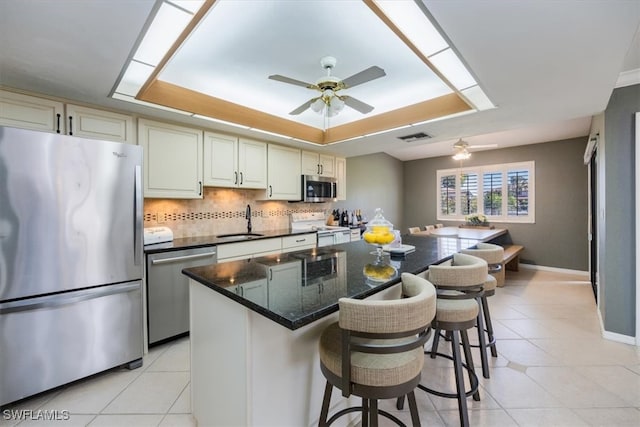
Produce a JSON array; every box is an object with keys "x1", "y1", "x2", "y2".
[{"x1": 183, "y1": 229, "x2": 505, "y2": 330}]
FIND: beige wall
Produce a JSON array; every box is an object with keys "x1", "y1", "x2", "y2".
[{"x1": 332, "y1": 152, "x2": 404, "y2": 232}]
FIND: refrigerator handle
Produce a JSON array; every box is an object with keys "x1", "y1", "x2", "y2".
[
  {"x1": 134, "y1": 165, "x2": 143, "y2": 266},
  {"x1": 0, "y1": 282, "x2": 140, "y2": 314}
]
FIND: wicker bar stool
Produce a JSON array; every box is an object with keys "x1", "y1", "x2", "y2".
[
  {"x1": 421, "y1": 253, "x2": 487, "y2": 427},
  {"x1": 461, "y1": 243, "x2": 503, "y2": 378},
  {"x1": 318, "y1": 273, "x2": 437, "y2": 427}
]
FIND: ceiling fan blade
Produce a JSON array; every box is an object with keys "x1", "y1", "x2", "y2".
[
  {"x1": 342, "y1": 96, "x2": 374, "y2": 114},
  {"x1": 268, "y1": 74, "x2": 315, "y2": 89},
  {"x1": 341, "y1": 66, "x2": 386, "y2": 88},
  {"x1": 289, "y1": 98, "x2": 315, "y2": 115},
  {"x1": 468, "y1": 144, "x2": 498, "y2": 149}
]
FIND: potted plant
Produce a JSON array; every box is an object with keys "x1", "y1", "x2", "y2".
[{"x1": 461, "y1": 214, "x2": 494, "y2": 229}]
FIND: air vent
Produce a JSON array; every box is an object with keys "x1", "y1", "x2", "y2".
[{"x1": 397, "y1": 132, "x2": 432, "y2": 142}]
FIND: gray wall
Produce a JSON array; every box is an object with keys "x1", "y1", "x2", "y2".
[
  {"x1": 404, "y1": 137, "x2": 590, "y2": 271},
  {"x1": 601, "y1": 84, "x2": 639, "y2": 336},
  {"x1": 333, "y1": 152, "x2": 404, "y2": 231}
]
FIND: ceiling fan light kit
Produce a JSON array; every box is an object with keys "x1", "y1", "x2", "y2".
[
  {"x1": 452, "y1": 138, "x2": 498, "y2": 160},
  {"x1": 269, "y1": 55, "x2": 385, "y2": 119}
]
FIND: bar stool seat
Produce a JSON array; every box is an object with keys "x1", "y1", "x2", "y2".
[
  {"x1": 419, "y1": 253, "x2": 488, "y2": 427},
  {"x1": 318, "y1": 273, "x2": 437, "y2": 427},
  {"x1": 461, "y1": 243, "x2": 503, "y2": 378}
]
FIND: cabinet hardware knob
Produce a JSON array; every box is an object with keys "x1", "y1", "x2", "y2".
[
  {"x1": 68, "y1": 116, "x2": 73, "y2": 135},
  {"x1": 56, "y1": 113, "x2": 61, "y2": 133}
]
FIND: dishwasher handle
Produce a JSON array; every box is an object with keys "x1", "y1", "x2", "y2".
[{"x1": 151, "y1": 251, "x2": 217, "y2": 265}]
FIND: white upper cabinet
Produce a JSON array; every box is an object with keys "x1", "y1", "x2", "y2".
[
  {"x1": 204, "y1": 132, "x2": 267, "y2": 189},
  {"x1": 301, "y1": 150, "x2": 335, "y2": 177},
  {"x1": 335, "y1": 157, "x2": 347, "y2": 200},
  {"x1": 265, "y1": 144, "x2": 301, "y2": 200},
  {"x1": 0, "y1": 90, "x2": 135, "y2": 144},
  {"x1": 0, "y1": 90, "x2": 65, "y2": 133},
  {"x1": 139, "y1": 118, "x2": 203, "y2": 199},
  {"x1": 66, "y1": 104, "x2": 135, "y2": 144}
]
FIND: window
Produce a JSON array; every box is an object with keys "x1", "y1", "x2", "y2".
[{"x1": 436, "y1": 161, "x2": 535, "y2": 223}]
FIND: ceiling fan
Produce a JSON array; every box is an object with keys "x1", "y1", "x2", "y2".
[
  {"x1": 268, "y1": 56, "x2": 386, "y2": 117},
  {"x1": 452, "y1": 138, "x2": 498, "y2": 160}
]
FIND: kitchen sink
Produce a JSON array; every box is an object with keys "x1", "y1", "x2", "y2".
[{"x1": 216, "y1": 233, "x2": 264, "y2": 241}]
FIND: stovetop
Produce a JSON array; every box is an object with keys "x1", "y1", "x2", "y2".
[{"x1": 290, "y1": 212, "x2": 350, "y2": 234}]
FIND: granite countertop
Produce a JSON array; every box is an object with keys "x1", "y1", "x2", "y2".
[
  {"x1": 143, "y1": 228, "x2": 315, "y2": 254},
  {"x1": 183, "y1": 230, "x2": 506, "y2": 330}
]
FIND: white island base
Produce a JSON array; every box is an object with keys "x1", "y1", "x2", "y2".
[{"x1": 189, "y1": 279, "x2": 402, "y2": 427}]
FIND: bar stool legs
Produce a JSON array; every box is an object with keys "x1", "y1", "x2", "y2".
[{"x1": 481, "y1": 294, "x2": 498, "y2": 358}]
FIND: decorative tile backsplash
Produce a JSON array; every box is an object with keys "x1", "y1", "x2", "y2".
[{"x1": 143, "y1": 187, "x2": 330, "y2": 238}]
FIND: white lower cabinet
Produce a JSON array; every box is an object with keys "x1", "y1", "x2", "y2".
[
  {"x1": 282, "y1": 234, "x2": 317, "y2": 252},
  {"x1": 139, "y1": 118, "x2": 203, "y2": 199},
  {"x1": 236, "y1": 279, "x2": 268, "y2": 306},
  {"x1": 267, "y1": 261, "x2": 302, "y2": 314},
  {"x1": 216, "y1": 238, "x2": 282, "y2": 262}
]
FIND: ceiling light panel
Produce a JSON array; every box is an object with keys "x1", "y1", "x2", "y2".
[
  {"x1": 429, "y1": 48, "x2": 477, "y2": 90},
  {"x1": 374, "y1": 0, "x2": 448, "y2": 56},
  {"x1": 115, "y1": 60, "x2": 154, "y2": 96},
  {"x1": 167, "y1": 0, "x2": 206, "y2": 14},
  {"x1": 134, "y1": 1, "x2": 193, "y2": 66},
  {"x1": 158, "y1": 0, "x2": 452, "y2": 129},
  {"x1": 461, "y1": 85, "x2": 495, "y2": 111}
]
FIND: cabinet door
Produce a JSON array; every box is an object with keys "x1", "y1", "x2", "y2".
[
  {"x1": 238, "y1": 138, "x2": 267, "y2": 189},
  {"x1": 66, "y1": 104, "x2": 135, "y2": 144},
  {"x1": 335, "y1": 157, "x2": 347, "y2": 200},
  {"x1": 204, "y1": 131, "x2": 238, "y2": 187},
  {"x1": 319, "y1": 154, "x2": 335, "y2": 177},
  {"x1": 301, "y1": 150, "x2": 320, "y2": 175},
  {"x1": 268, "y1": 261, "x2": 302, "y2": 314},
  {"x1": 139, "y1": 118, "x2": 203, "y2": 199},
  {"x1": 238, "y1": 279, "x2": 268, "y2": 306},
  {"x1": 266, "y1": 144, "x2": 301, "y2": 200},
  {"x1": 0, "y1": 90, "x2": 64, "y2": 133}
]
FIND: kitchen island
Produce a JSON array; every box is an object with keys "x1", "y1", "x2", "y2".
[{"x1": 183, "y1": 229, "x2": 505, "y2": 426}]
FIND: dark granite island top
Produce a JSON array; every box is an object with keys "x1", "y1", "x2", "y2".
[
  {"x1": 182, "y1": 230, "x2": 506, "y2": 330},
  {"x1": 185, "y1": 228, "x2": 506, "y2": 426}
]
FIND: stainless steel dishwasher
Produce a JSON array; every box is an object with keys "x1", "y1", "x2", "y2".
[{"x1": 146, "y1": 246, "x2": 217, "y2": 345}]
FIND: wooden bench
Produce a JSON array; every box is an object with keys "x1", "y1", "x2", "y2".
[
  {"x1": 495, "y1": 244, "x2": 524, "y2": 287},
  {"x1": 503, "y1": 244, "x2": 524, "y2": 271}
]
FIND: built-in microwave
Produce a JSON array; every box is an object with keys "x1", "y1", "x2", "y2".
[{"x1": 301, "y1": 175, "x2": 336, "y2": 203}]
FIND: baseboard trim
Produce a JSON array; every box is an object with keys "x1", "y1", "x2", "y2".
[
  {"x1": 596, "y1": 294, "x2": 638, "y2": 346},
  {"x1": 518, "y1": 263, "x2": 589, "y2": 278},
  {"x1": 602, "y1": 330, "x2": 637, "y2": 346}
]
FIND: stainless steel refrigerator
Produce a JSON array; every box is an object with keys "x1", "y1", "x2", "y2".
[{"x1": 0, "y1": 126, "x2": 144, "y2": 406}]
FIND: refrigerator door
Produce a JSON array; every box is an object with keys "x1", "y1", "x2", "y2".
[
  {"x1": 0, "y1": 126, "x2": 143, "y2": 301},
  {"x1": 0, "y1": 280, "x2": 143, "y2": 406}
]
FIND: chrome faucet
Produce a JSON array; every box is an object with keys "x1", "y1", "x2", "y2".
[{"x1": 246, "y1": 204, "x2": 252, "y2": 233}]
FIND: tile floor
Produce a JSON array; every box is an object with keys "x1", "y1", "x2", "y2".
[{"x1": 2, "y1": 268, "x2": 639, "y2": 426}]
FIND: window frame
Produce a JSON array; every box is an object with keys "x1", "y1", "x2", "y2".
[{"x1": 436, "y1": 161, "x2": 535, "y2": 224}]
